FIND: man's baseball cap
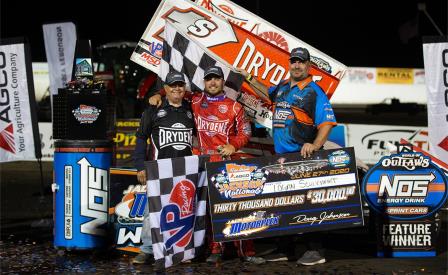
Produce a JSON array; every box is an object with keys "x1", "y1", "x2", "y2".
[
  {"x1": 165, "y1": 71, "x2": 186, "y2": 85},
  {"x1": 290, "y1": 47, "x2": 310, "y2": 61},
  {"x1": 203, "y1": 65, "x2": 224, "y2": 79}
]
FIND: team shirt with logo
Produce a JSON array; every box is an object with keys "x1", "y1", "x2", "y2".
[
  {"x1": 191, "y1": 93, "x2": 251, "y2": 159},
  {"x1": 134, "y1": 98, "x2": 195, "y2": 170},
  {"x1": 269, "y1": 76, "x2": 337, "y2": 154}
]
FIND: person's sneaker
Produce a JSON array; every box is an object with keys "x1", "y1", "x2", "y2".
[
  {"x1": 206, "y1": 253, "x2": 222, "y2": 264},
  {"x1": 153, "y1": 260, "x2": 165, "y2": 272},
  {"x1": 264, "y1": 252, "x2": 293, "y2": 262},
  {"x1": 243, "y1": 256, "x2": 266, "y2": 265},
  {"x1": 132, "y1": 252, "x2": 154, "y2": 265},
  {"x1": 296, "y1": 250, "x2": 326, "y2": 266}
]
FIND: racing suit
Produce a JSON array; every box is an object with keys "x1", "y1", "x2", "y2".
[{"x1": 191, "y1": 92, "x2": 256, "y2": 257}]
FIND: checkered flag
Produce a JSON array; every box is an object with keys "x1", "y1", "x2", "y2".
[
  {"x1": 160, "y1": 21, "x2": 244, "y2": 97},
  {"x1": 146, "y1": 155, "x2": 209, "y2": 269}
]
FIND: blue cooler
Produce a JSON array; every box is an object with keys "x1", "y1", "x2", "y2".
[{"x1": 53, "y1": 140, "x2": 112, "y2": 249}]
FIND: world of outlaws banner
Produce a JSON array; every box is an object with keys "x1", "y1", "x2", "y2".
[{"x1": 206, "y1": 147, "x2": 364, "y2": 242}]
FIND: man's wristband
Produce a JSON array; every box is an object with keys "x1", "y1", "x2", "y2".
[{"x1": 246, "y1": 74, "x2": 253, "y2": 82}]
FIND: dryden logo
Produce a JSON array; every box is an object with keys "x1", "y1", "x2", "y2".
[
  {"x1": 160, "y1": 179, "x2": 195, "y2": 249},
  {"x1": 159, "y1": 123, "x2": 193, "y2": 150},
  {"x1": 362, "y1": 152, "x2": 448, "y2": 220},
  {"x1": 78, "y1": 158, "x2": 108, "y2": 236}
]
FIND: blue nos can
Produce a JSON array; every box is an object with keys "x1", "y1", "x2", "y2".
[{"x1": 53, "y1": 140, "x2": 112, "y2": 249}]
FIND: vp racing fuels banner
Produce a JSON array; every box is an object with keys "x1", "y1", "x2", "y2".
[
  {"x1": 131, "y1": 0, "x2": 344, "y2": 128},
  {"x1": 207, "y1": 147, "x2": 364, "y2": 242}
]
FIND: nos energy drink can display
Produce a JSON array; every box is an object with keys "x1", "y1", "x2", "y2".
[{"x1": 53, "y1": 140, "x2": 112, "y2": 249}]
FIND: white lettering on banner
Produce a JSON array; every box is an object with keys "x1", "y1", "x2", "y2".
[
  {"x1": 0, "y1": 50, "x2": 26, "y2": 155},
  {"x1": 117, "y1": 227, "x2": 142, "y2": 245},
  {"x1": 383, "y1": 224, "x2": 432, "y2": 247},
  {"x1": 262, "y1": 173, "x2": 356, "y2": 194},
  {"x1": 378, "y1": 173, "x2": 435, "y2": 197},
  {"x1": 233, "y1": 38, "x2": 286, "y2": 85},
  {"x1": 64, "y1": 165, "x2": 73, "y2": 239},
  {"x1": 78, "y1": 157, "x2": 108, "y2": 236}
]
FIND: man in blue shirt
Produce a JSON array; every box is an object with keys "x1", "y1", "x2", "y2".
[{"x1": 238, "y1": 47, "x2": 336, "y2": 266}]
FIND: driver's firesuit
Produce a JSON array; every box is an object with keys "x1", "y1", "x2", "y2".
[{"x1": 191, "y1": 92, "x2": 256, "y2": 257}]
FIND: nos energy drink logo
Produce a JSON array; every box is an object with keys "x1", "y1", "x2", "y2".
[
  {"x1": 362, "y1": 152, "x2": 448, "y2": 220},
  {"x1": 160, "y1": 179, "x2": 195, "y2": 249}
]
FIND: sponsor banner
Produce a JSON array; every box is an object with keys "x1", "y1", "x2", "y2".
[
  {"x1": 42, "y1": 22, "x2": 77, "y2": 96},
  {"x1": 413, "y1": 69, "x2": 425, "y2": 85},
  {"x1": 109, "y1": 168, "x2": 145, "y2": 253},
  {"x1": 113, "y1": 119, "x2": 140, "y2": 167},
  {"x1": 207, "y1": 147, "x2": 364, "y2": 242},
  {"x1": 0, "y1": 39, "x2": 41, "y2": 162},
  {"x1": 376, "y1": 68, "x2": 414, "y2": 84},
  {"x1": 194, "y1": 0, "x2": 346, "y2": 80},
  {"x1": 423, "y1": 38, "x2": 448, "y2": 163},
  {"x1": 344, "y1": 67, "x2": 376, "y2": 84},
  {"x1": 131, "y1": 0, "x2": 341, "y2": 99},
  {"x1": 362, "y1": 149, "x2": 447, "y2": 257},
  {"x1": 375, "y1": 217, "x2": 438, "y2": 257},
  {"x1": 347, "y1": 124, "x2": 428, "y2": 165}
]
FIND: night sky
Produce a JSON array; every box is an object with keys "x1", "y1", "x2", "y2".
[{"x1": 1, "y1": 0, "x2": 446, "y2": 68}]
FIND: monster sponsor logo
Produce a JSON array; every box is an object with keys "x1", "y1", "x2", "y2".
[{"x1": 223, "y1": 211, "x2": 279, "y2": 237}]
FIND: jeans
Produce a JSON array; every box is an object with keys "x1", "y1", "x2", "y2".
[{"x1": 140, "y1": 203, "x2": 153, "y2": 254}]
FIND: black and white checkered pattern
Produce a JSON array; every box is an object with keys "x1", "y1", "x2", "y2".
[
  {"x1": 160, "y1": 21, "x2": 244, "y2": 96},
  {"x1": 145, "y1": 155, "x2": 209, "y2": 268}
]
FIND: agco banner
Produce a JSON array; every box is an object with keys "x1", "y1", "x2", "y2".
[
  {"x1": 362, "y1": 148, "x2": 448, "y2": 257},
  {"x1": 0, "y1": 38, "x2": 41, "y2": 162},
  {"x1": 207, "y1": 147, "x2": 364, "y2": 242},
  {"x1": 131, "y1": 0, "x2": 344, "y2": 128}
]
